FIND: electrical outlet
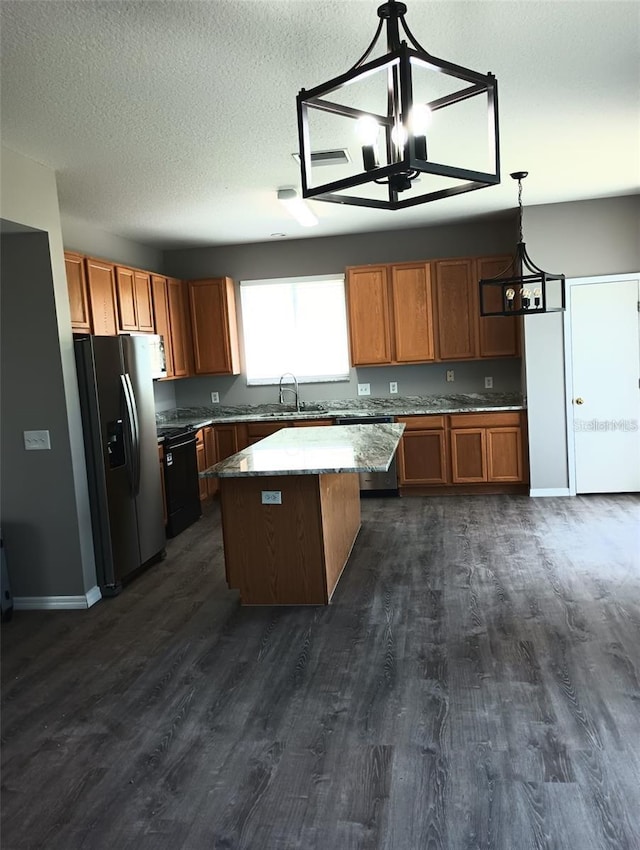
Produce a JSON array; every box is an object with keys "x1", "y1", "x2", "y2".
[
  {"x1": 24, "y1": 430, "x2": 51, "y2": 450},
  {"x1": 210, "y1": 391, "x2": 220, "y2": 403},
  {"x1": 261, "y1": 490, "x2": 282, "y2": 505},
  {"x1": 446, "y1": 370, "x2": 455, "y2": 382},
  {"x1": 358, "y1": 383, "x2": 371, "y2": 396},
  {"x1": 389, "y1": 381, "x2": 398, "y2": 394},
  {"x1": 484, "y1": 376, "x2": 493, "y2": 389}
]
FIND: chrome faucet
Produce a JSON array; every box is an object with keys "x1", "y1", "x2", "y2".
[{"x1": 278, "y1": 372, "x2": 300, "y2": 412}]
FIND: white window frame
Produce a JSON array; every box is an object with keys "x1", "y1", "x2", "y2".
[{"x1": 239, "y1": 274, "x2": 350, "y2": 386}]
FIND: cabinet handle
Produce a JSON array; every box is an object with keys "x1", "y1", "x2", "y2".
[{"x1": 575, "y1": 397, "x2": 584, "y2": 405}]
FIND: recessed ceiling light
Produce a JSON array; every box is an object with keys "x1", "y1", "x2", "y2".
[{"x1": 277, "y1": 188, "x2": 318, "y2": 227}]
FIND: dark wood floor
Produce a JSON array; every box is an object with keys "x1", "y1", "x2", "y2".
[{"x1": 2, "y1": 493, "x2": 639, "y2": 849}]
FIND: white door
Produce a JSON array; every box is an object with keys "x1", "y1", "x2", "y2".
[{"x1": 570, "y1": 278, "x2": 640, "y2": 493}]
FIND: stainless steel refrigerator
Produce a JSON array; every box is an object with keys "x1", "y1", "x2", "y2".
[{"x1": 75, "y1": 334, "x2": 166, "y2": 594}]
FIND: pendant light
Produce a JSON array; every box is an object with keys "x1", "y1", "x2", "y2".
[
  {"x1": 479, "y1": 172, "x2": 566, "y2": 317},
  {"x1": 296, "y1": 0, "x2": 500, "y2": 210}
]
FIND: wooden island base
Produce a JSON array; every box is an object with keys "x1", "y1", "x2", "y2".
[{"x1": 219, "y1": 472, "x2": 361, "y2": 605}]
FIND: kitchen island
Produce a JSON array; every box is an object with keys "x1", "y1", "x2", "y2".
[{"x1": 202, "y1": 423, "x2": 405, "y2": 605}]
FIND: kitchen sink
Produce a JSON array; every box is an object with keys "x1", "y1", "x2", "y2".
[{"x1": 299, "y1": 403, "x2": 329, "y2": 412}]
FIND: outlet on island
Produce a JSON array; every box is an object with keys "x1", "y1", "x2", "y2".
[{"x1": 261, "y1": 490, "x2": 282, "y2": 505}]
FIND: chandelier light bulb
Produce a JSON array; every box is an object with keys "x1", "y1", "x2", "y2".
[
  {"x1": 356, "y1": 115, "x2": 380, "y2": 146},
  {"x1": 391, "y1": 122, "x2": 408, "y2": 148},
  {"x1": 409, "y1": 104, "x2": 432, "y2": 135}
]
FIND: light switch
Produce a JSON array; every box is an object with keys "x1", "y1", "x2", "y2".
[
  {"x1": 358, "y1": 383, "x2": 371, "y2": 396},
  {"x1": 24, "y1": 430, "x2": 51, "y2": 450}
]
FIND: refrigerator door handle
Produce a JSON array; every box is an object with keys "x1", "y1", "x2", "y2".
[
  {"x1": 124, "y1": 373, "x2": 141, "y2": 495},
  {"x1": 120, "y1": 373, "x2": 138, "y2": 495}
]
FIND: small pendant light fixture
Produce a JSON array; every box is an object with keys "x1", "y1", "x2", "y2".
[
  {"x1": 479, "y1": 172, "x2": 566, "y2": 317},
  {"x1": 296, "y1": 0, "x2": 500, "y2": 210}
]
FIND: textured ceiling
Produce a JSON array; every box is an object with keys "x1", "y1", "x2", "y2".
[{"x1": 1, "y1": 0, "x2": 638, "y2": 248}]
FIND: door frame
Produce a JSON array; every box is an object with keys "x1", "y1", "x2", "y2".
[{"x1": 563, "y1": 272, "x2": 640, "y2": 496}]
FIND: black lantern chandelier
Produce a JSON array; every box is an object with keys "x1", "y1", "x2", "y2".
[
  {"x1": 479, "y1": 172, "x2": 566, "y2": 317},
  {"x1": 296, "y1": 0, "x2": 500, "y2": 210}
]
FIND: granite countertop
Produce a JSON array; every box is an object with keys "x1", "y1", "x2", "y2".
[
  {"x1": 157, "y1": 392, "x2": 525, "y2": 433},
  {"x1": 201, "y1": 423, "x2": 406, "y2": 478}
]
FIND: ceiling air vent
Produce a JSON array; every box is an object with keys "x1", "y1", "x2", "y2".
[{"x1": 292, "y1": 149, "x2": 351, "y2": 167}]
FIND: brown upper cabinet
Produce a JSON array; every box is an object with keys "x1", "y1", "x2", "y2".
[
  {"x1": 151, "y1": 275, "x2": 191, "y2": 379},
  {"x1": 476, "y1": 255, "x2": 520, "y2": 358},
  {"x1": 64, "y1": 251, "x2": 92, "y2": 333},
  {"x1": 433, "y1": 258, "x2": 478, "y2": 360},
  {"x1": 187, "y1": 277, "x2": 241, "y2": 375},
  {"x1": 434, "y1": 255, "x2": 520, "y2": 361},
  {"x1": 346, "y1": 262, "x2": 435, "y2": 366},
  {"x1": 84, "y1": 257, "x2": 119, "y2": 336},
  {"x1": 114, "y1": 266, "x2": 154, "y2": 333}
]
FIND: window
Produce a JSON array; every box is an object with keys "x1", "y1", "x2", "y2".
[{"x1": 240, "y1": 275, "x2": 350, "y2": 385}]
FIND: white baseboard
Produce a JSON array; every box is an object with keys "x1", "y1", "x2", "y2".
[
  {"x1": 529, "y1": 487, "x2": 572, "y2": 498},
  {"x1": 13, "y1": 585, "x2": 102, "y2": 611}
]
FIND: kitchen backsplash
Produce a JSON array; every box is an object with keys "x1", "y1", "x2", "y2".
[{"x1": 157, "y1": 358, "x2": 523, "y2": 413}]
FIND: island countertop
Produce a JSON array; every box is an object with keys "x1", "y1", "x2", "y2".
[{"x1": 202, "y1": 423, "x2": 406, "y2": 478}]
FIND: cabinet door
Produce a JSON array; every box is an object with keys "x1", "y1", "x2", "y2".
[
  {"x1": 85, "y1": 257, "x2": 118, "y2": 336},
  {"x1": 195, "y1": 432, "x2": 208, "y2": 502},
  {"x1": 390, "y1": 262, "x2": 435, "y2": 362},
  {"x1": 215, "y1": 424, "x2": 239, "y2": 460},
  {"x1": 450, "y1": 428, "x2": 487, "y2": 482},
  {"x1": 476, "y1": 255, "x2": 520, "y2": 358},
  {"x1": 345, "y1": 266, "x2": 392, "y2": 365},
  {"x1": 64, "y1": 251, "x2": 92, "y2": 333},
  {"x1": 244, "y1": 421, "x2": 292, "y2": 446},
  {"x1": 188, "y1": 277, "x2": 240, "y2": 375},
  {"x1": 114, "y1": 266, "x2": 138, "y2": 331},
  {"x1": 167, "y1": 278, "x2": 190, "y2": 378},
  {"x1": 204, "y1": 426, "x2": 218, "y2": 497},
  {"x1": 487, "y1": 427, "x2": 523, "y2": 482},
  {"x1": 151, "y1": 276, "x2": 174, "y2": 377},
  {"x1": 434, "y1": 259, "x2": 477, "y2": 360},
  {"x1": 397, "y1": 430, "x2": 448, "y2": 485},
  {"x1": 134, "y1": 270, "x2": 154, "y2": 332}
]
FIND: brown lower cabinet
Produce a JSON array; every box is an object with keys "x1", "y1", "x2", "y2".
[
  {"x1": 450, "y1": 412, "x2": 524, "y2": 483},
  {"x1": 195, "y1": 429, "x2": 208, "y2": 502},
  {"x1": 235, "y1": 418, "x2": 332, "y2": 449},
  {"x1": 397, "y1": 411, "x2": 527, "y2": 492},
  {"x1": 196, "y1": 424, "x2": 241, "y2": 501},
  {"x1": 396, "y1": 416, "x2": 448, "y2": 485}
]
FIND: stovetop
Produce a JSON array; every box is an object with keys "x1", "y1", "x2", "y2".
[{"x1": 156, "y1": 424, "x2": 197, "y2": 442}]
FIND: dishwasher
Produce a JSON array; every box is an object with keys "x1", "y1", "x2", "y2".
[{"x1": 334, "y1": 415, "x2": 399, "y2": 496}]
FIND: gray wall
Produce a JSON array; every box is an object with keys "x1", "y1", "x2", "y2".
[
  {"x1": 0, "y1": 145, "x2": 96, "y2": 599},
  {"x1": 61, "y1": 213, "x2": 163, "y2": 273},
  {"x1": 523, "y1": 194, "x2": 640, "y2": 491},
  {"x1": 164, "y1": 212, "x2": 516, "y2": 280}
]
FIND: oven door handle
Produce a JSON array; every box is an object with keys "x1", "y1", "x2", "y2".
[{"x1": 166, "y1": 437, "x2": 197, "y2": 451}]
